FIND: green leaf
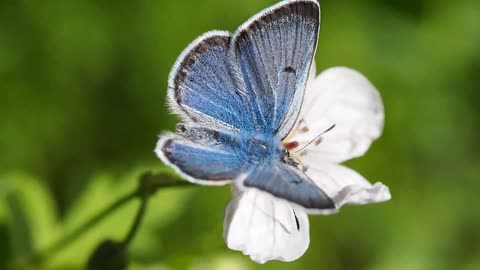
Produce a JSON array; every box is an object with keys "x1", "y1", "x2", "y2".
[
  {"x1": 0, "y1": 171, "x2": 59, "y2": 267},
  {"x1": 45, "y1": 165, "x2": 193, "y2": 269}
]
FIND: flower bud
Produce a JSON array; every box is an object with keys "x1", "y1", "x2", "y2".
[{"x1": 86, "y1": 239, "x2": 128, "y2": 270}]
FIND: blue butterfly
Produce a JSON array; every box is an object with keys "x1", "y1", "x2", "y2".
[{"x1": 156, "y1": 0, "x2": 334, "y2": 210}]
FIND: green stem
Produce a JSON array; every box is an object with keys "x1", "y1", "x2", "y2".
[
  {"x1": 34, "y1": 191, "x2": 138, "y2": 263},
  {"x1": 29, "y1": 172, "x2": 193, "y2": 265},
  {"x1": 122, "y1": 195, "x2": 148, "y2": 247}
]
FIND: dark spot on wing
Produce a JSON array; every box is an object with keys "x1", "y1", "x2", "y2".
[
  {"x1": 162, "y1": 139, "x2": 175, "y2": 163},
  {"x1": 176, "y1": 124, "x2": 187, "y2": 133},
  {"x1": 283, "y1": 66, "x2": 296, "y2": 74},
  {"x1": 293, "y1": 210, "x2": 300, "y2": 231}
]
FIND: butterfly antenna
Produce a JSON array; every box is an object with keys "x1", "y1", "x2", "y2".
[{"x1": 295, "y1": 124, "x2": 336, "y2": 153}]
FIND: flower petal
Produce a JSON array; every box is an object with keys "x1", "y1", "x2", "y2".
[
  {"x1": 294, "y1": 67, "x2": 384, "y2": 163},
  {"x1": 307, "y1": 60, "x2": 317, "y2": 85},
  {"x1": 223, "y1": 188, "x2": 309, "y2": 263},
  {"x1": 303, "y1": 163, "x2": 390, "y2": 214}
]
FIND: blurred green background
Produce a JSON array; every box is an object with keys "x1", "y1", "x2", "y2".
[{"x1": 1, "y1": 0, "x2": 480, "y2": 269}]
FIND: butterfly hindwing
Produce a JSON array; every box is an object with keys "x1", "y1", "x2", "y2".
[
  {"x1": 157, "y1": 128, "x2": 245, "y2": 185},
  {"x1": 243, "y1": 163, "x2": 335, "y2": 210}
]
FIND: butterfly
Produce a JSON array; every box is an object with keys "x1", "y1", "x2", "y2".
[{"x1": 156, "y1": 0, "x2": 334, "y2": 210}]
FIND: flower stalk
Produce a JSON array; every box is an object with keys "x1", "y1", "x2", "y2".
[{"x1": 23, "y1": 171, "x2": 192, "y2": 268}]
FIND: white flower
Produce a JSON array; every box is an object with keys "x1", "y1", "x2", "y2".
[{"x1": 223, "y1": 64, "x2": 391, "y2": 263}]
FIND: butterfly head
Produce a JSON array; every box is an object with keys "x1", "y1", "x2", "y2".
[{"x1": 238, "y1": 132, "x2": 304, "y2": 170}]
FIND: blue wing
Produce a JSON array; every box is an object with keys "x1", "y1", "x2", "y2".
[
  {"x1": 244, "y1": 163, "x2": 334, "y2": 210},
  {"x1": 156, "y1": 125, "x2": 247, "y2": 185},
  {"x1": 230, "y1": 0, "x2": 319, "y2": 138},
  {"x1": 168, "y1": 31, "x2": 256, "y2": 132},
  {"x1": 162, "y1": 1, "x2": 328, "y2": 206},
  {"x1": 169, "y1": 1, "x2": 319, "y2": 137}
]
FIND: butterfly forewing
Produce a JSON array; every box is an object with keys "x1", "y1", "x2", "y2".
[
  {"x1": 168, "y1": 31, "x2": 255, "y2": 132},
  {"x1": 231, "y1": 0, "x2": 320, "y2": 138}
]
